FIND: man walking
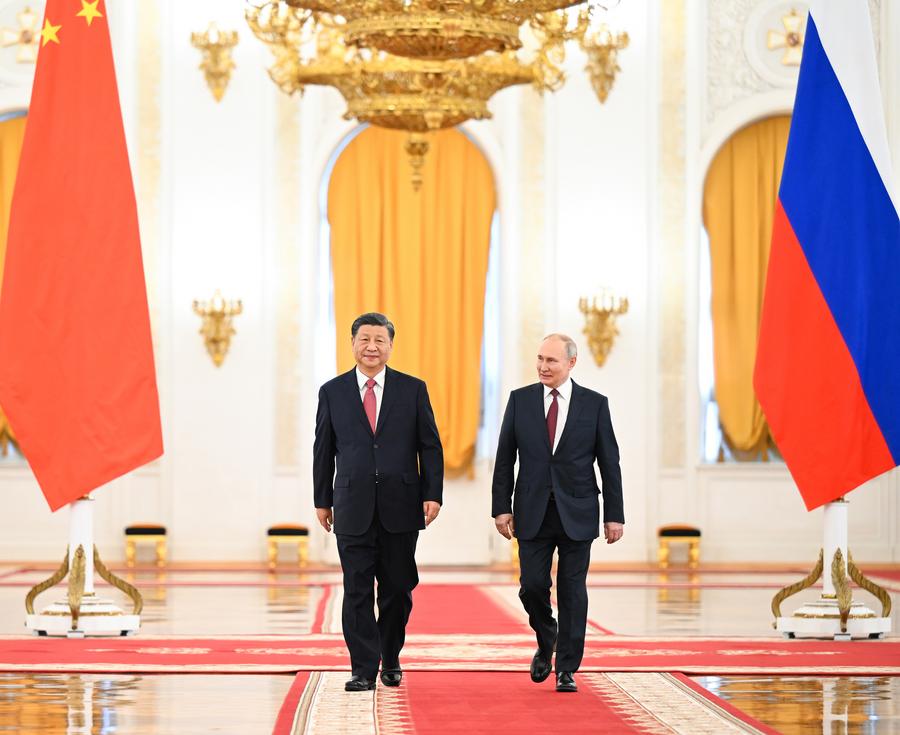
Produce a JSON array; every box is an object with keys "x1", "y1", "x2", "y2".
[
  {"x1": 314, "y1": 312, "x2": 443, "y2": 691},
  {"x1": 492, "y1": 334, "x2": 624, "y2": 693}
]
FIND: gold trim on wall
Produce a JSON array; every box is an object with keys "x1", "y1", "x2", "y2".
[
  {"x1": 519, "y1": 87, "x2": 545, "y2": 383},
  {"x1": 274, "y1": 94, "x2": 302, "y2": 469},
  {"x1": 659, "y1": 0, "x2": 687, "y2": 469}
]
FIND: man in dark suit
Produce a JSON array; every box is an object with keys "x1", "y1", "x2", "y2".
[
  {"x1": 314, "y1": 312, "x2": 443, "y2": 692},
  {"x1": 492, "y1": 333, "x2": 623, "y2": 693}
]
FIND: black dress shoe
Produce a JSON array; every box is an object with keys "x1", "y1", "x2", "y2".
[
  {"x1": 380, "y1": 668, "x2": 402, "y2": 687},
  {"x1": 530, "y1": 649, "x2": 552, "y2": 683},
  {"x1": 345, "y1": 675, "x2": 376, "y2": 692},
  {"x1": 556, "y1": 672, "x2": 577, "y2": 693}
]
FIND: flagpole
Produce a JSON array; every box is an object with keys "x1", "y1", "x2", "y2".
[
  {"x1": 25, "y1": 496, "x2": 144, "y2": 637},
  {"x1": 772, "y1": 498, "x2": 892, "y2": 640}
]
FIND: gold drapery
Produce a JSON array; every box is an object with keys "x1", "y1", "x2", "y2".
[
  {"x1": 329, "y1": 127, "x2": 496, "y2": 474},
  {"x1": 0, "y1": 114, "x2": 27, "y2": 456},
  {"x1": 703, "y1": 115, "x2": 791, "y2": 460}
]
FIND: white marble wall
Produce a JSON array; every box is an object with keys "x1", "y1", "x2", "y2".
[{"x1": 0, "y1": 0, "x2": 896, "y2": 564}]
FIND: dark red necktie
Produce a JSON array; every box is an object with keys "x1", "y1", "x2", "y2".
[
  {"x1": 547, "y1": 388, "x2": 559, "y2": 449},
  {"x1": 364, "y1": 378, "x2": 377, "y2": 432}
]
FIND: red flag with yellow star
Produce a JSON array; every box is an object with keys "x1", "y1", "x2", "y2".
[{"x1": 0, "y1": 0, "x2": 162, "y2": 511}]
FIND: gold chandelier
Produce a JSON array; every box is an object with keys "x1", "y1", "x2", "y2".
[
  {"x1": 283, "y1": 0, "x2": 585, "y2": 59},
  {"x1": 246, "y1": 1, "x2": 628, "y2": 188}
]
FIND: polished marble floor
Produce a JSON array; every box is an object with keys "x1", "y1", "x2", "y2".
[{"x1": 0, "y1": 565, "x2": 895, "y2": 733}]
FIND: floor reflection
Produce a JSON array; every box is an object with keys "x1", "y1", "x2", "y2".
[
  {"x1": 694, "y1": 676, "x2": 900, "y2": 735},
  {"x1": 0, "y1": 674, "x2": 292, "y2": 735}
]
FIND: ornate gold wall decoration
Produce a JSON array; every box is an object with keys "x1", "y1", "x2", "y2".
[
  {"x1": 192, "y1": 291, "x2": 243, "y2": 367},
  {"x1": 581, "y1": 24, "x2": 629, "y2": 103},
  {"x1": 190, "y1": 23, "x2": 239, "y2": 102},
  {"x1": 766, "y1": 8, "x2": 804, "y2": 66},
  {"x1": 0, "y1": 6, "x2": 39, "y2": 64},
  {"x1": 579, "y1": 293, "x2": 629, "y2": 367}
]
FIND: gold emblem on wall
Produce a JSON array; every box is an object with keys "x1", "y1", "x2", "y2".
[
  {"x1": 766, "y1": 8, "x2": 804, "y2": 66},
  {"x1": 191, "y1": 23, "x2": 239, "y2": 102},
  {"x1": 193, "y1": 291, "x2": 243, "y2": 367},
  {"x1": 0, "y1": 6, "x2": 39, "y2": 63}
]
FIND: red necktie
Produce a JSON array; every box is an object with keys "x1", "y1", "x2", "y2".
[
  {"x1": 364, "y1": 378, "x2": 377, "y2": 433},
  {"x1": 547, "y1": 388, "x2": 559, "y2": 450}
]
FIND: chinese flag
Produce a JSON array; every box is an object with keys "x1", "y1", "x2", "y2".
[{"x1": 0, "y1": 0, "x2": 163, "y2": 511}]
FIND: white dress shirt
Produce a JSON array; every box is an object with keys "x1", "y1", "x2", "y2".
[
  {"x1": 357, "y1": 367, "x2": 386, "y2": 426},
  {"x1": 543, "y1": 378, "x2": 572, "y2": 453}
]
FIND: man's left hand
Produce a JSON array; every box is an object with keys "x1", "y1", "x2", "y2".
[
  {"x1": 424, "y1": 501, "x2": 441, "y2": 527},
  {"x1": 604, "y1": 522, "x2": 624, "y2": 544}
]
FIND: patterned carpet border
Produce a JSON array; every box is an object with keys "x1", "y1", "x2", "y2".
[{"x1": 0, "y1": 634, "x2": 896, "y2": 676}]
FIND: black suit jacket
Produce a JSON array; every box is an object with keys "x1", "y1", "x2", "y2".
[
  {"x1": 491, "y1": 381, "x2": 623, "y2": 541},
  {"x1": 314, "y1": 366, "x2": 443, "y2": 536}
]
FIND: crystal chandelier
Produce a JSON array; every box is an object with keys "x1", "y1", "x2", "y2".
[{"x1": 246, "y1": 1, "x2": 628, "y2": 188}]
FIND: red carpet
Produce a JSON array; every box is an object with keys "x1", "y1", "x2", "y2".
[
  {"x1": 1, "y1": 634, "x2": 897, "y2": 675},
  {"x1": 280, "y1": 671, "x2": 781, "y2": 734},
  {"x1": 407, "y1": 585, "x2": 530, "y2": 634},
  {"x1": 403, "y1": 672, "x2": 650, "y2": 734},
  {"x1": 272, "y1": 672, "x2": 310, "y2": 735}
]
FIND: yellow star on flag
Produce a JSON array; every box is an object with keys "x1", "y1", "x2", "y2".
[
  {"x1": 76, "y1": 0, "x2": 103, "y2": 27},
  {"x1": 39, "y1": 18, "x2": 61, "y2": 46}
]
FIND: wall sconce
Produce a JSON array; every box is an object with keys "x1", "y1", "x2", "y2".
[
  {"x1": 190, "y1": 23, "x2": 238, "y2": 102},
  {"x1": 580, "y1": 24, "x2": 629, "y2": 103},
  {"x1": 579, "y1": 292, "x2": 628, "y2": 367},
  {"x1": 192, "y1": 291, "x2": 243, "y2": 367}
]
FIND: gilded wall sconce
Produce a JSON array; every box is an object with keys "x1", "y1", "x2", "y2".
[
  {"x1": 579, "y1": 292, "x2": 628, "y2": 367},
  {"x1": 190, "y1": 23, "x2": 238, "y2": 102},
  {"x1": 580, "y1": 24, "x2": 629, "y2": 103},
  {"x1": 192, "y1": 291, "x2": 243, "y2": 367}
]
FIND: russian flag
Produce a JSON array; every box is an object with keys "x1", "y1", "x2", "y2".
[{"x1": 754, "y1": 1, "x2": 900, "y2": 510}]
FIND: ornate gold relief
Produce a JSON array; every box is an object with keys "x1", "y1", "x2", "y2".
[
  {"x1": 190, "y1": 23, "x2": 239, "y2": 102},
  {"x1": 581, "y1": 24, "x2": 629, "y2": 103},
  {"x1": 766, "y1": 8, "x2": 804, "y2": 66},
  {"x1": 0, "y1": 6, "x2": 40, "y2": 64},
  {"x1": 192, "y1": 291, "x2": 243, "y2": 367},
  {"x1": 579, "y1": 293, "x2": 628, "y2": 367}
]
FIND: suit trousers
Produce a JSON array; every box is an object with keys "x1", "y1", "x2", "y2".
[
  {"x1": 517, "y1": 495, "x2": 592, "y2": 672},
  {"x1": 336, "y1": 508, "x2": 419, "y2": 679}
]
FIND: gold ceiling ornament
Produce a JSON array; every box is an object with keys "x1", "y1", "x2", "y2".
[
  {"x1": 246, "y1": 1, "x2": 628, "y2": 187},
  {"x1": 0, "y1": 6, "x2": 40, "y2": 64},
  {"x1": 579, "y1": 291, "x2": 628, "y2": 367},
  {"x1": 580, "y1": 23, "x2": 628, "y2": 102},
  {"x1": 190, "y1": 23, "x2": 239, "y2": 102},
  {"x1": 192, "y1": 291, "x2": 243, "y2": 367},
  {"x1": 766, "y1": 8, "x2": 804, "y2": 66}
]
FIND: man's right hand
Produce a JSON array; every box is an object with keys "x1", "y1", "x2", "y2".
[
  {"x1": 494, "y1": 513, "x2": 515, "y2": 540},
  {"x1": 316, "y1": 507, "x2": 333, "y2": 533}
]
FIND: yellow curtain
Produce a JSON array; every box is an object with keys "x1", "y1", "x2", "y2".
[
  {"x1": 329, "y1": 127, "x2": 496, "y2": 474},
  {"x1": 0, "y1": 114, "x2": 26, "y2": 457},
  {"x1": 703, "y1": 115, "x2": 790, "y2": 460}
]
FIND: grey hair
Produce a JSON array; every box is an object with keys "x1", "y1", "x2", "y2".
[
  {"x1": 351, "y1": 312, "x2": 395, "y2": 340},
  {"x1": 543, "y1": 333, "x2": 578, "y2": 360}
]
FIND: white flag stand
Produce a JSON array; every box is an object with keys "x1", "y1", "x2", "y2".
[
  {"x1": 25, "y1": 496, "x2": 143, "y2": 637},
  {"x1": 772, "y1": 498, "x2": 891, "y2": 640}
]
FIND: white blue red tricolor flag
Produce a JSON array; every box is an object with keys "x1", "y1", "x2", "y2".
[{"x1": 754, "y1": 1, "x2": 900, "y2": 510}]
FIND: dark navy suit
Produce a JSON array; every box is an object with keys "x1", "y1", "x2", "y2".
[
  {"x1": 492, "y1": 380, "x2": 623, "y2": 671},
  {"x1": 314, "y1": 366, "x2": 443, "y2": 679}
]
